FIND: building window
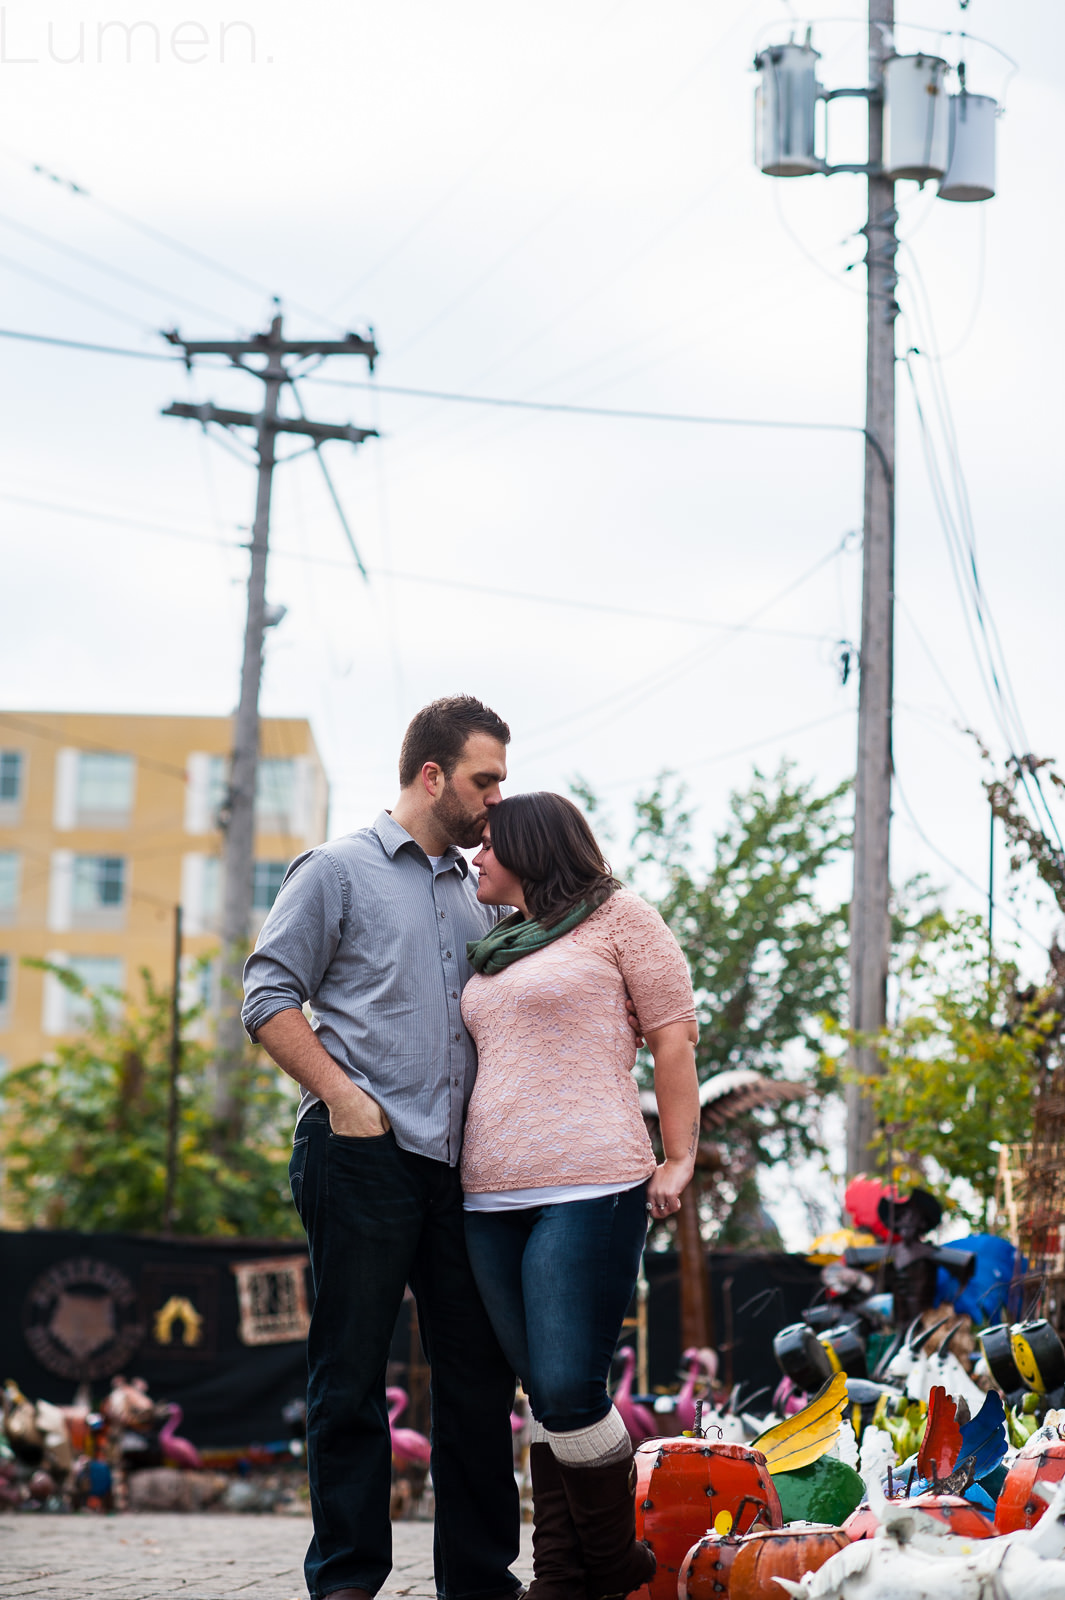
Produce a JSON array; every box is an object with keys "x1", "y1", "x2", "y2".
[
  {"x1": 73, "y1": 855, "x2": 126, "y2": 913},
  {"x1": 252, "y1": 861, "x2": 287, "y2": 913},
  {"x1": 76, "y1": 753, "x2": 135, "y2": 820},
  {"x1": 206, "y1": 756, "x2": 228, "y2": 819},
  {"x1": 185, "y1": 755, "x2": 304, "y2": 836},
  {"x1": 256, "y1": 759, "x2": 295, "y2": 819},
  {"x1": 0, "y1": 751, "x2": 23, "y2": 804},
  {"x1": 45, "y1": 954, "x2": 124, "y2": 1033},
  {"x1": 202, "y1": 856, "x2": 221, "y2": 922},
  {"x1": 0, "y1": 953, "x2": 10, "y2": 1016},
  {"x1": 0, "y1": 853, "x2": 19, "y2": 919}
]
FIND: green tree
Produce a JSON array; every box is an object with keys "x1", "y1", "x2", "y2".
[
  {"x1": 631, "y1": 763, "x2": 851, "y2": 1102},
  {"x1": 851, "y1": 913, "x2": 1059, "y2": 1227},
  {"x1": 2, "y1": 961, "x2": 300, "y2": 1237},
  {"x1": 600, "y1": 763, "x2": 853, "y2": 1238}
]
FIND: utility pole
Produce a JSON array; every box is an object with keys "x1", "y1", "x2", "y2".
[
  {"x1": 756, "y1": 0, "x2": 996, "y2": 1180},
  {"x1": 846, "y1": 0, "x2": 897, "y2": 1179},
  {"x1": 163, "y1": 312, "x2": 377, "y2": 1136},
  {"x1": 164, "y1": 902, "x2": 183, "y2": 1234}
]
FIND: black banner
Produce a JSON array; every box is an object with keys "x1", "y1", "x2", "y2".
[
  {"x1": 3, "y1": 1231, "x2": 820, "y2": 1447},
  {"x1": 4, "y1": 1229, "x2": 313, "y2": 1448}
]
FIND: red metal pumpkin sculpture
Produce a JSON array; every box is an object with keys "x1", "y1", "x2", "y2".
[
  {"x1": 840, "y1": 1504, "x2": 879, "y2": 1541},
  {"x1": 995, "y1": 1440, "x2": 1065, "y2": 1533},
  {"x1": 908, "y1": 1492, "x2": 994, "y2": 1537},
  {"x1": 633, "y1": 1437, "x2": 782, "y2": 1600},
  {"x1": 728, "y1": 1524, "x2": 851, "y2": 1600},
  {"x1": 677, "y1": 1530, "x2": 744, "y2": 1600}
]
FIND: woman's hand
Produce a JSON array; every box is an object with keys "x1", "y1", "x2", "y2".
[{"x1": 646, "y1": 1155, "x2": 696, "y2": 1219}]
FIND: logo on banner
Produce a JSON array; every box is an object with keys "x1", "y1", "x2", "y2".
[
  {"x1": 23, "y1": 1257, "x2": 145, "y2": 1380},
  {"x1": 153, "y1": 1296, "x2": 204, "y2": 1347}
]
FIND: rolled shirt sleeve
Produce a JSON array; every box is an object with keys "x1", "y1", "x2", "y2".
[{"x1": 241, "y1": 848, "x2": 346, "y2": 1041}]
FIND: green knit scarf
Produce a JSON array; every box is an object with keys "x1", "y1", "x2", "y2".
[{"x1": 466, "y1": 897, "x2": 603, "y2": 976}]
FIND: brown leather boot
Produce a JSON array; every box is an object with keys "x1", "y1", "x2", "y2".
[
  {"x1": 557, "y1": 1454, "x2": 656, "y2": 1600},
  {"x1": 525, "y1": 1442, "x2": 585, "y2": 1600}
]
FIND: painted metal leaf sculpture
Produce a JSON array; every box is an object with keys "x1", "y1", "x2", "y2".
[
  {"x1": 754, "y1": 1371, "x2": 848, "y2": 1473},
  {"x1": 918, "y1": 1384, "x2": 962, "y2": 1485},
  {"x1": 956, "y1": 1389, "x2": 1008, "y2": 1482}
]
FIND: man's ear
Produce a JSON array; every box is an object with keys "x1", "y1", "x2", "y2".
[{"x1": 421, "y1": 761, "x2": 444, "y2": 799}]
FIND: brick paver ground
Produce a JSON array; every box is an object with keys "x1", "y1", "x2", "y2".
[{"x1": 0, "y1": 1514, "x2": 535, "y2": 1600}]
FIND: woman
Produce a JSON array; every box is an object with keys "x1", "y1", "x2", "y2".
[{"x1": 461, "y1": 792, "x2": 699, "y2": 1600}]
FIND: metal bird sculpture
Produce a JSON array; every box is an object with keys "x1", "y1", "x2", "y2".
[{"x1": 639, "y1": 1067, "x2": 808, "y2": 1134}]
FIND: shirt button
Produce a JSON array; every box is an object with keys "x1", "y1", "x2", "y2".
[
  {"x1": 454, "y1": 1032, "x2": 462, "y2": 1041},
  {"x1": 452, "y1": 991, "x2": 458, "y2": 999},
  {"x1": 440, "y1": 910, "x2": 446, "y2": 918},
  {"x1": 445, "y1": 950, "x2": 451, "y2": 959}
]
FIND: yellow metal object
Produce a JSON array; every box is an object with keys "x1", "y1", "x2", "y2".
[
  {"x1": 1011, "y1": 1329, "x2": 1047, "y2": 1394},
  {"x1": 713, "y1": 1509, "x2": 734, "y2": 1535},
  {"x1": 753, "y1": 1372, "x2": 848, "y2": 1473},
  {"x1": 806, "y1": 1228, "x2": 877, "y2": 1265},
  {"x1": 818, "y1": 1335, "x2": 843, "y2": 1374}
]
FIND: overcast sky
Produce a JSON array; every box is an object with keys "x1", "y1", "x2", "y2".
[{"x1": 2, "y1": 0, "x2": 1062, "y2": 991}]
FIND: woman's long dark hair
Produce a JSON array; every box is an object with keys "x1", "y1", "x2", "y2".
[{"x1": 488, "y1": 792, "x2": 621, "y2": 929}]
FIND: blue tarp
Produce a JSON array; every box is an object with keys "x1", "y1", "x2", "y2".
[{"x1": 935, "y1": 1233, "x2": 1023, "y2": 1324}]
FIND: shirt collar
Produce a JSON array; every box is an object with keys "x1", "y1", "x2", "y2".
[{"x1": 374, "y1": 810, "x2": 469, "y2": 877}]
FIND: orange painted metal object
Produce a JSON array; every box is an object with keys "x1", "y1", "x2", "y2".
[
  {"x1": 908, "y1": 1493, "x2": 994, "y2": 1537},
  {"x1": 840, "y1": 1505, "x2": 879, "y2": 1541},
  {"x1": 678, "y1": 1530, "x2": 744, "y2": 1600},
  {"x1": 632, "y1": 1437, "x2": 782, "y2": 1600},
  {"x1": 728, "y1": 1526, "x2": 850, "y2": 1600},
  {"x1": 995, "y1": 1441, "x2": 1065, "y2": 1533}
]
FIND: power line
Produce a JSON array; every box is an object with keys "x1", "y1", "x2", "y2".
[
  {"x1": 0, "y1": 490, "x2": 245, "y2": 552},
  {"x1": 289, "y1": 379, "x2": 369, "y2": 581},
  {"x1": 0, "y1": 250, "x2": 155, "y2": 332},
  {"x1": 304, "y1": 373, "x2": 864, "y2": 437},
  {"x1": 0, "y1": 486, "x2": 838, "y2": 642},
  {"x1": 0, "y1": 209, "x2": 233, "y2": 326},
  {"x1": 364, "y1": 570, "x2": 835, "y2": 642},
  {"x1": 896, "y1": 595, "x2": 972, "y2": 728},
  {"x1": 901, "y1": 343, "x2": 1065, "y2": 861},
  {"x1": 0, "y1": 713, "x2": 188, "y2": 781},
  {"x1": 892, "y1": 764, "x2": 1046, "y2": 953},
  {"x1": 0, "y1": 326, "x2": 180, "y2": 361},
  {"x1": 521, "y1": 531, "x2": 855, "y2": 759},
  {"x1": 598, "y1": 707, "x2": 855, "y2": 791},
  {"x1": 18, "y1": 153, "x2": 342, "y2": 333},
  {"x1": 324, "y1": 0, "x2": 639, "y2": 318},
  {"x1": 0, "y1": 324, "x2": 865, "y2": 441},
  {"x1": 336, "y1": 0, "x2": 754, "y2": 348}
]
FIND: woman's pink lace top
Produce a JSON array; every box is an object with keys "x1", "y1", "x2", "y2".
[{"x1": 460, "y1": 889, "x2": 696, "y2": 1192}]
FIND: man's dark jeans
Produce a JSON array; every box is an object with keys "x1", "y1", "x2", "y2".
[{"x1": 291, "y1": 1105, "x2": 521, "y2": 1600}]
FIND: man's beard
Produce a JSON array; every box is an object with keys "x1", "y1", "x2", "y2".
[{"x1": 434, "y1": 781, "x2": 487, "y2": 849}]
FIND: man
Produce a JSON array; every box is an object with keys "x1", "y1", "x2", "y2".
[{"x1": 242, "y1": 695, "x2": 522, "y2": 1600}]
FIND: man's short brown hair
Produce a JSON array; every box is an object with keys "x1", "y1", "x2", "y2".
[{"x1": 399, "y1": 695, "x2": 511, "y2": 789}]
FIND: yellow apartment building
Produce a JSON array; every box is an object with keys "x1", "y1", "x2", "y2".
[{"x1": 0, "y1": 711, "x2": 329, "y2": 1072}]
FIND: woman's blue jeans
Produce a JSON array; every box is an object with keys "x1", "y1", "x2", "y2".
[
  {"x1": 291, "y1": 1105, "x2": 521, "y2": 1600},
  {"x1": 463, "y1": 1184, "x2": 648, "y2": 1433}
]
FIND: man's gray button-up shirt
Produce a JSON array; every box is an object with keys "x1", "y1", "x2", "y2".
[{"x1": 241, "y1": 811, "x2": 497, "y2": 1166}]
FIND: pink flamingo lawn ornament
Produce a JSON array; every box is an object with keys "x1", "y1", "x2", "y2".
[
  {"x1": 385, "y1": 1386, "x2": 432, "y2": 1469},
  {"x1": 612, "y1": 1346, "x2": 657, "y2": 1447},
  {"x1": 158, "y1": 1404, "x2": 203, "y2": 1470},
  {"x1": 771, "y1": 1375, "x2": 808, "y2": 1418},
  {"x1": 672, "y1": 1346, "x2": 719, "y2": 1434}
]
